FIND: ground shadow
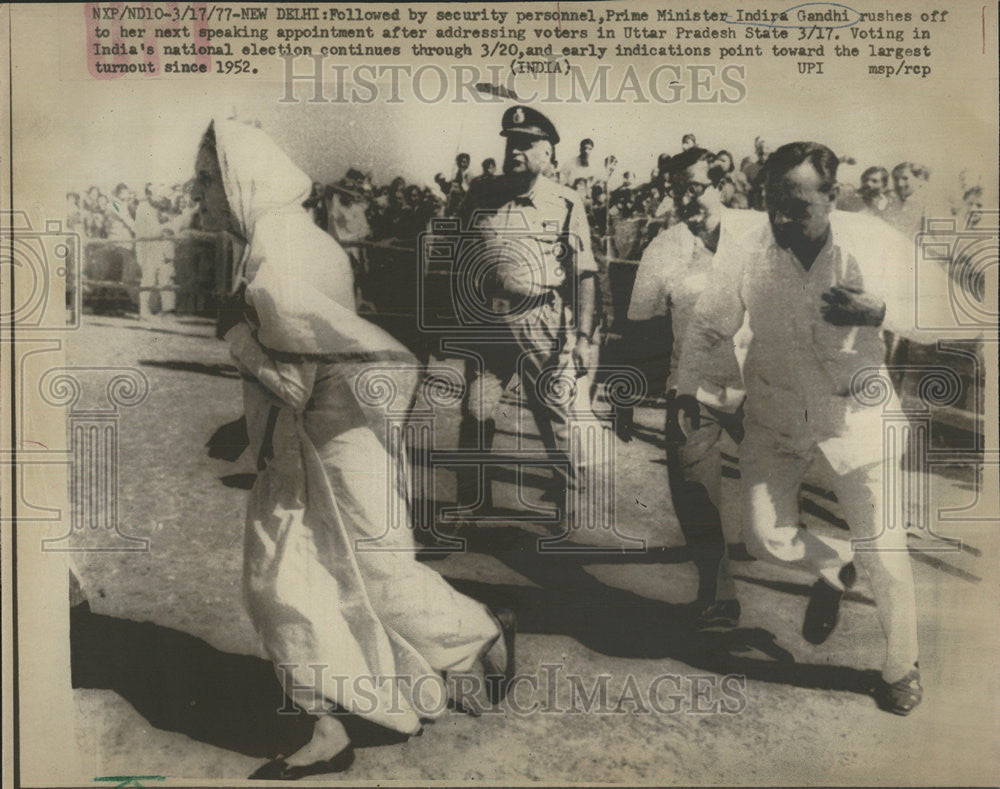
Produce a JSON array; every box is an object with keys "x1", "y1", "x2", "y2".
[
  {"x1": 88, "y1": 320, "x2": 215, "y2": 339},
  {"x1": 731, "y1": 574, "x2": 876, "y2": 608},
  {"x1": 207, "y1": 416, "x2": 250, "y2": 462},
  {"x1": 441, "y1": 525, "x2": 881, "y2": 699},
  {"x1": 70, "y1": 605, "x2": 409, "y2": 760},
  {"x1": 140, "y1": 359, "x2": 240, "y2": 379},
  {"x1": 626, "y1": 421, "x2": 667, "y2": 448},
  {"x1": 411, "y1": 512, "x2": 696, "y2": 566},
  {"x1": 220, "y1": 473, "x2": 256, "y2": 490}
]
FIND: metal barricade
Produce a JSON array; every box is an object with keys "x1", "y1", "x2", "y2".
[{"x1": 76, "y1": 231, "x2": 232, "y2": 317}]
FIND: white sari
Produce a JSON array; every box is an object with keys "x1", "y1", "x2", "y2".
[{"x1": 214, "y1": 120, "x2": 497, "y2": 735}]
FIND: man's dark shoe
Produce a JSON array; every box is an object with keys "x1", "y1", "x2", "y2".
[
  {"x1": 802, "y1": 563, "x2": 855, "y2": 645},
  {"x1": 695, "y1": 599, "x2": 741, "y2": 631},
  {"x1": 875, "y1": 664, "x2": 922, "y2": 715}
]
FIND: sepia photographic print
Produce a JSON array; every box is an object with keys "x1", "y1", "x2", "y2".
[{"x1": 1, "y1": 1, "x2": 998, "y2": 786}]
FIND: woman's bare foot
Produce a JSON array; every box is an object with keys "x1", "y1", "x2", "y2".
[{"x1": 284, "y1": 714, "x2": 351, "y2": 767}]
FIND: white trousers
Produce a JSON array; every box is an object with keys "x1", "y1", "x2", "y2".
[{"x1": 741, "y1": 425, "x2": 919, "y2": 681}]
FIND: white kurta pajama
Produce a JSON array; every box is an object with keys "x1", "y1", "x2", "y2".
[
  {"x1": 213, "y1": 120, "x2": 498, "y2": 735},
  {"x1": 678, "y1": 210, "x2": 959, "y2": 681},
  {"x1": 135, "y1": 201, "x2": 176, "y2": 315}
]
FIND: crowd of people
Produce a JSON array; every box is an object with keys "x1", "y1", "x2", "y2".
[
  {"x1": 67, "y1": 181, "x2": 198, "y2": 241},
  {"x1": 291, "y1": 133, "x2": 988, "y2": 345},
  {"x1": 73, "y1": 129, "x2": 987, "y2": 326},
  {"x1": 303, "y1": 130, "x2": 988, "y2": 261},
  {"x1": 75, "y1": 141, "x2": 988, "y2": 258},
  {"x1": 67, "y1": 180, "x2": 208, "y2": 318},
  {"x1": 304, "y1": 168, "x2": 448, "y2": 245}
]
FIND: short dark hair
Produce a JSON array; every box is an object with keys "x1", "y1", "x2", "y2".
[
  {"x1": 892, "y1": 161, "x2": 929, "y2": 181},
  {"x1": 682, "y1": 133, "x2": 697, "y2": 144},
  {"x1": 668, "y1": 146, "x2": 714, "y2": 179},
  {"x1": 713, "y1": 150, "x2": 735, "y2": 171},
  {"x1": 482, "y1": 157, "x2": 496, "y2": 170},
  {"x1": 764, "y1": 141, "x2": 839, "y2": 193},
  {"x1": 580, "y1": 138, "x2": 594, "y2": 148},
  {"x1": 861, "y1": 166, "x2": 889, "y2": 186}
]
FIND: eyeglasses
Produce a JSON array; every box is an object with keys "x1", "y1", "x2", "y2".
[{"x1": 669, "y1": 181, "x2": 713, "y2": 199}]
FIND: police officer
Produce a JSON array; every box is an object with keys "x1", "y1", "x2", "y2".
[{"x1": 456, "y1": 106, "x2": 598, "y2": 516}]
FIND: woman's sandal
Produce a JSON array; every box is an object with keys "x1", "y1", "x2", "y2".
[
  {"x1": 876, "y1": 665, "x2": 922, "y2": 715},
  {"x1": 249, "y1": 745, "x2": 355, "y2": 780}
]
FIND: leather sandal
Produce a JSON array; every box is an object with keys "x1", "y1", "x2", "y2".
[
  {"x1": 876, "y1": 665, "x2": 922, "y2": 715},
  {"x1": 249, "y1": 746, "x2": 355, "y2": 780}
]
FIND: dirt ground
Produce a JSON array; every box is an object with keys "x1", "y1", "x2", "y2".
[{"x1": 64, "y1": 315, "x2": 999, "y2": 785}]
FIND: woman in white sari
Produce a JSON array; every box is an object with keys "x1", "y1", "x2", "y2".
[{"x1": 191, "y1": 119, "x2": 514, "y2": 780}]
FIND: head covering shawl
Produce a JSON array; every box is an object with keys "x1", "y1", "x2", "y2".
[{"x1": 212, "y1": 119, "x2": 410, "y2": 362}]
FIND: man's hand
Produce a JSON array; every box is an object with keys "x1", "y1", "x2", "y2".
[
  {"x1": 820, "y1": 285, "x2": 886, "y2": 327},
  {"x1": 669, "y1": 393, "x2": 702, "y2": 438}
]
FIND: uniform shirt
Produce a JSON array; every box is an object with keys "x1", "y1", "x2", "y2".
[
  {"x1": 677, "y1": 210, "x2": 959, "y2": 473},
  {"x1": 628, "y1": 208, "x2": 757, "y2": 408},
  {"x1": 472, "y1": 175, "x2": 597, "y2": 295}
]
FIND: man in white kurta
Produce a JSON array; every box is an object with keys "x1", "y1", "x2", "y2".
[
  {"x1": 135, "y1": 186, "x2": 194, "y2": 318},
  {"x1": 677, "y1": 142, "x2": 960, "y2": 714},
  {"x1": 627, "y1": 147, "x2": 757, "y2": 625}
]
